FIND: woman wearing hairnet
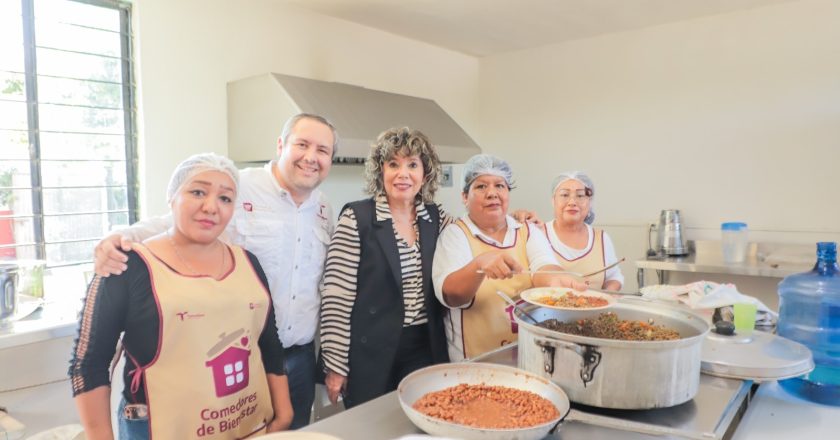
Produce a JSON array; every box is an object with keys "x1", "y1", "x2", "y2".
[
  {"x1": 70, "y1": 153, "x2": 293, "y2": 439},
  {"x1": 545, "y1": 172, "x2": 624, "y2": 291},
  {"x1": 432, "y1": 154, "x2": 587, "y2": 362}
]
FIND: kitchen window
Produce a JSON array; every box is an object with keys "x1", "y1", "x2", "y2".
[{"x1": 0, "y1": 0, "x2": 136, "y2": 302}]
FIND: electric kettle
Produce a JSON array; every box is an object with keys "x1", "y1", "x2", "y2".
[{"x1": 654, "y1": 209, "x2": 688, "y2": 256}]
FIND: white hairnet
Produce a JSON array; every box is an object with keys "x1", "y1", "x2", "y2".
[
  {"x1": 462, "y1": 154, "x2": 514, "y2": 193},
  {"x1": 166, "y1": 153, "x2": 240, "y2": 202},
  {"x1": 551, "y1": 171, "x2": 595, "y2": 224}
]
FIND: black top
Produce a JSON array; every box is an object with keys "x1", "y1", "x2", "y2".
[
  {"x1": 341, "y1": 198, "x2": 449, "y2": 406},
  {"x1": 68, "y1": 249, "x2": 285, "y2": 403}
]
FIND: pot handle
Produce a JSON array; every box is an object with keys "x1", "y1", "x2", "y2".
[
  {"x1": 533, "y1": 336, "x2": 602, "y2": 386},
  {"x1": 566, "y1": 409, "x2": 718, "y2": 440}
]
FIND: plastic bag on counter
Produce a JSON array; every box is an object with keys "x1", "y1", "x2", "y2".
[{"x1": 639, "y1": 281, "x2": 776, "y2": 326}]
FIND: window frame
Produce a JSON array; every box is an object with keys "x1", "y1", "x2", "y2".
[{"x1": 14, "y1": 0, "x2": 138, "y2": 266}]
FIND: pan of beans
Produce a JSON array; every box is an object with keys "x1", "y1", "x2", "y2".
[{"x1": 398, "y1": 362, "x2": 570, "y2": 440}]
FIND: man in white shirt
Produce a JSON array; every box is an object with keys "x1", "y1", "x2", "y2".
[{"x1": 93, "y1": 113, "x2": 337, "y2": 429}]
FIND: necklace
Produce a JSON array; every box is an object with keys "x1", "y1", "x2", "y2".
[{"x1": 168, "y1": 232, "x2": 226, "y2": 279}]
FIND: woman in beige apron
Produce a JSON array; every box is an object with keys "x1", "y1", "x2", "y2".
[
  {"x1": 544, "y1": 171, "x2": 624, "y2": 291},
  {"x1": 71, "y1": 154, "x2": 293, "y2": 439},
  {"x1": 431, "y1": 154, "x2": 588, "y2": 361}
]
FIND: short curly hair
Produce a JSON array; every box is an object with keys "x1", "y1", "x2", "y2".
[{"x1": 364, "y1": 127, "x2": 442, "y2": 203}]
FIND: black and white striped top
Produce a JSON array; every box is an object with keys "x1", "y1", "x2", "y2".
[{"x1": 320, "y1": 195, "x2": 452, "y2": 377}]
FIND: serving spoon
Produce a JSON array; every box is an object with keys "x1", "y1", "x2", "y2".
[
  {"x1": 494, "y1": 290, "x2": 540, "y2": 324},
  {"x1": 580, "y1": 257, "x2": 626, "y2": 278},
  {"x1": 477, "y1": 257, "x2": 625, "y2": 278}
]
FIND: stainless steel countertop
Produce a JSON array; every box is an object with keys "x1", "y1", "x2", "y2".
[
  {"x1": 636, "y1": 241, "x2": 812, "y2": 278},
  {"x1": 303, "y1": 344, "x2": 752, "y2": 440},
  {"x1": 0, "y1": 301, "x2": 78, "y2": 350}
]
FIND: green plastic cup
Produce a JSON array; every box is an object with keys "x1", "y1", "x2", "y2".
[{"x1": 733, "y1": 303, "x2": 758, "y2": 335}]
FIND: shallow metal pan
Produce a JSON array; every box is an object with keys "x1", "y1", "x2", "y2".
[{"x1": 398, "y1": 362, "x2": 569, "y2": 440}]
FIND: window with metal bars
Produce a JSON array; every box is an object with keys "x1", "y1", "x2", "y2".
[{"x1": 0, "y1": 0, "x2": 136, "y2": 269}]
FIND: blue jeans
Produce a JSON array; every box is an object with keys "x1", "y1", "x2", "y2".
[
  {"x1": 117, "y1": 399, "x2": 149, "y2": 440},
  {"x1": 284, "y1": 342, "x2": 316, "y2": 429}
]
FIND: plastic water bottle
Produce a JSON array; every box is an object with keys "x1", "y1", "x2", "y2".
[{"x1": 778, "y1": 242, "x2": 840, "y2": 405}]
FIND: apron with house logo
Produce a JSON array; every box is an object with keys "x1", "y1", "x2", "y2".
[
  {"x1": 547, "y1": 225, "x2": 607, "y2": 289},
  {"x1": 456, "y1": 220, "x2": 532, "y2": 359},
  {"x1": 130, "y1": 244, "x2": 274, "y2": 439}
]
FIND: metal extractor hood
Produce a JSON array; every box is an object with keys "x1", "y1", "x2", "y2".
[{"x1": 227, "y1": 73, "x2": 481, "y2": 163}]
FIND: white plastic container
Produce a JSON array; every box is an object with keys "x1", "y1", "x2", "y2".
[{"x1": 721, "y1": 222, "x2": 749, "y2": 264}]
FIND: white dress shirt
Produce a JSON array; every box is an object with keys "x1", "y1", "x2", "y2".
[{"x1": 123, "y1": 161, "x2": 334, "y2": 348}]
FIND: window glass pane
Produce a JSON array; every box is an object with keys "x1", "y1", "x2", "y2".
[
  {"x1": 0, "y1": 129, "x2": 29, "y2": 160},
  {"x1": 41, "y1": 160, "x2": 127, "y2": 187},
  {"x1": 0, "y1": 245, "x2": 38, "y2": 263},
  {"x1": 0, "y1": 5, "x2": 24, "y2": 73},
  {"x1": 0, "y1": 218, "x2": 37, "y2": 260},
  {"x1": 46, "y1": 239, "x2": 100, "y2": 266},
  {"x1": 36, "y1": 47, "x2": 121, "y2": 82},
  {"x1": 35, "y1": 19, "x2": 122, "y2": 58},
  {"x1": 35, "y1": 0, "x2": 121, "y2": 33},
  {"x1": 43, "y1": 186, "x2": 128, "y2": 215},
  {"x1": 45, "y1": 211, "x2": 128, "y2": 242},
  {"x1": 6, "y1": 0, "x2": 135, "y2": 270},
  {"x1": 0, "y1": 161, "x2": 34, "y2": 218},
  {"x1": 38, "y1": 103, "x2": 124, "y2": 134},
  {"x1": 40, "y1": 132, "x2": 125, "y2": 160},
  {"x1": 0, "y1": 160, "x2": 31, "y2": 185},
  {"x1": 1, "y1": 71, "x2": 27, "y2": 102},
  {"x1": 0, "y1": 101, "x2": 28, "y2": 130},
  {"x1": 38, "y1": 76, "x2": 122, "y2": 108},
  {"x1": 0, "y1": 189, "x2": 35, "y2": 216}
]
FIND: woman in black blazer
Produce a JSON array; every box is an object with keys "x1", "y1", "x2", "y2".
[{"x1": 319, "y1": 127, "x2": 453, "y2": 408}]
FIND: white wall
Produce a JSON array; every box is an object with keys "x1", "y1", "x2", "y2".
[
  {"x1": 132, "y1": 0, "x2": 480, "y2": 216},
  {"x1": 477, "y1": 0, "x2": 840, "y2": 293},
  {"x1": 132, "y1": 0, "x2": 840, "y2": 298}
]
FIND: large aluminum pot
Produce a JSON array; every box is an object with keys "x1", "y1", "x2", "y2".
[
  {"x1": 398, "y1": 362, "x2": 570, "y2": 440},
  {"x1": 515, "y1": 297, "x2": 710, "y2": 409}
]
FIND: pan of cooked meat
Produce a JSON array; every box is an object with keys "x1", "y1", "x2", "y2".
[{"x1": 514, "y1": 297, "x2": 710, "y2": 409}]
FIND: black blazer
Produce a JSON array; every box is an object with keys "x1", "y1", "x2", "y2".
[{"x1": 343, "y1": 198, "x2": 449, "y2": 406}]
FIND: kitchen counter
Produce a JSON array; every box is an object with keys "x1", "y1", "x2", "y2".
[
  {"x1": 636, "y1": 241, "x2": 812, "y2": 287},
  {"x1": 303, "y1": 344, "x2": 753, "y2": 439},
  {"x1": 0, "y1": 301, "x2": 79, "y2": 351},
  {"x1": 731, "y1": 381, "x2": 840, "y2": 439}
]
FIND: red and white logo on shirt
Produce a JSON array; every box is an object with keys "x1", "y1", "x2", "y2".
[{"x1": 243, "y1": 202, "x2": 253, "y2": 212}]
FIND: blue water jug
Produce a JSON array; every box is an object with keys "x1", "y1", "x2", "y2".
[{"x1": 778, "y1": 242, "x2": 840, "y2": 405}]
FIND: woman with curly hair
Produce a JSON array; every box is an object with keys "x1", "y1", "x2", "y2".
[{"x1": 319, "y1": 127, "x2": 452, "y2": 408}]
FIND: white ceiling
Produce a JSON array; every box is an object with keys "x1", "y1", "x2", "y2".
[{"x1": 280, "y1": 0, "x2": 795, "y2": 57}]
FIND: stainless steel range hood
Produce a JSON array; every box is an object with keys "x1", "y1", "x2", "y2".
[{"x1": 227, "y1": 73, "x2": 481, "y2": 163}]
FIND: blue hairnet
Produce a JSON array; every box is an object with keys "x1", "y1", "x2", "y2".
[
  {"x1": 551, "y1": 171, "x2": 595, "y2": 224},
  {"x1": 462, "y1": 154, "x2": 514, "y2": 193}
]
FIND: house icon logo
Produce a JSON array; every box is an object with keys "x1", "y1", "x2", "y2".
[{"x1": 205, "y1": 329, "x2": 251, "y2": 397}]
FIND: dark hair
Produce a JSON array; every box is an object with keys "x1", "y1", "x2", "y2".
[{"x1": 364, "y1": 127, "x2": 442, "y2": 203}]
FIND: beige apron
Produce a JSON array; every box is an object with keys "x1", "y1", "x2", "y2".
[
  {"x1": 547, "y1": 225, "x2": 607, "y2": 289},
  {"x1": 456, "y1": 220, "x2": 533, "y2": 359},
  {"x1": 131, "y1": 244, "x2": 274, "y2": 439}
]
